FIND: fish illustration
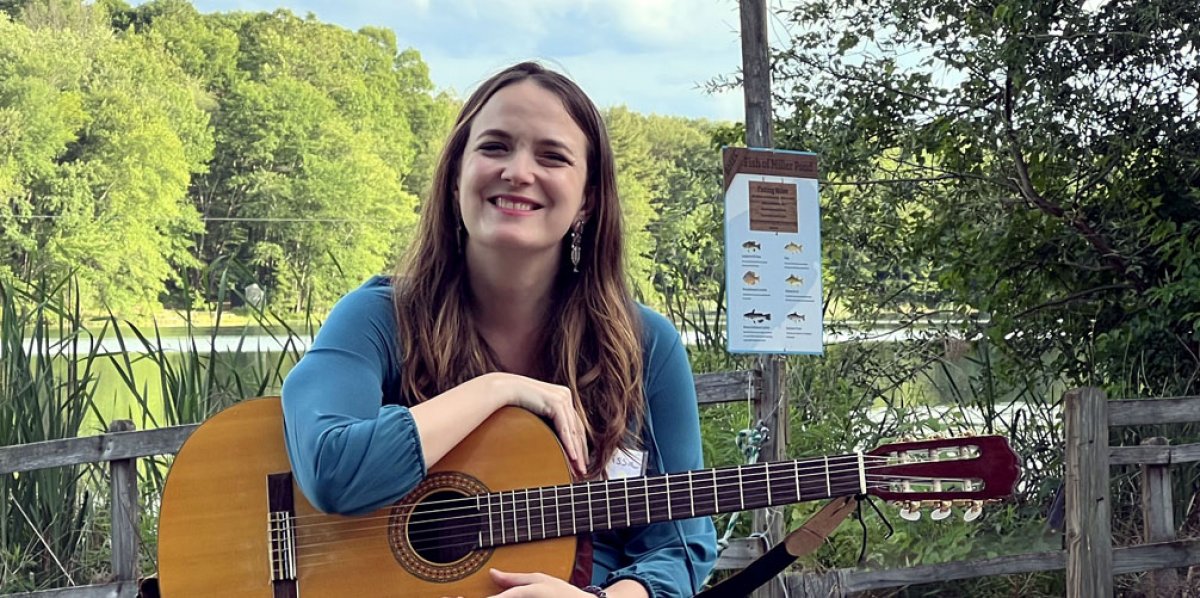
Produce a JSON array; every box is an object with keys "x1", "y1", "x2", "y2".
[
  {"x1": 784, "y1": 242, "x2": 804, "y2": 253},
  {"x1": 742, "y1": 240, "x2": 762, "y2": 252},
  {"x1": 743, "y1": 271, "x2": 761, "y2": 285},
  {"x1": 787, "y1": 312, "x2": 806, "y2": 322},
  {"x1": 743, "y1": 310, "x2": 771, "y2": 323},
  {"x1": 785, "y1": 274, "x2": 804, "y2": 286}
]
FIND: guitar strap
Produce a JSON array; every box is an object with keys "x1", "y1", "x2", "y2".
[{"x1": 695, "y1": 496, "x2": 857, "y2": 598}]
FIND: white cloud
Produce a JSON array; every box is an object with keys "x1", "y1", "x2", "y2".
[{"x1": 187, "y1": 0, "x2": 749, "y2": 120}]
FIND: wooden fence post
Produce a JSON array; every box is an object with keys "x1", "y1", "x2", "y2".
[
  {"x1": 1140, "y1": 437, "x2": 1179, "y2": 595},
  {"x1": 1064, "y1": 387, "x2": 1112, "y2": 598},
  {"x1": 108, "y1": 420, "x2": 139, "y2": 585},
  {"x1": 752, "y1": 356, "x2": 788, "y2": 598}
]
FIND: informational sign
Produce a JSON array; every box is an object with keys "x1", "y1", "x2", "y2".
[{"x1": 723, "y1": 147, "x2": 823, "y2": 354}]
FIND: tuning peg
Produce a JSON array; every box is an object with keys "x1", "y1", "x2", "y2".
[
  {"x1": 930, "y1": 500, "x2": 952, "y2": 521},
  {"x1": 962, "y1": 500, "x2": 983, "y2": 522},
  {"x1": 899, "y1": 501, "x2": 921, "y2": 521}
]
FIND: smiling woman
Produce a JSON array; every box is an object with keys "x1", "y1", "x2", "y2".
[
  {"x1": 278, "y1": 61, "x2": 718, "y2": 597},
  {"x1": 457, "y1": 80, "x2": 590, "y2": 269}
]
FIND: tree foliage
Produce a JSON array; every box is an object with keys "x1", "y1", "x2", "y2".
[
  {"x1": 124, "y1": 2, "x2": 441, "y2": 310},
  {"x1": 0, "y1": 2, "x2": 210, "y2": 311},
  {"x1": 771, "y1": 0, "x2": 1200, "y2": 396}
]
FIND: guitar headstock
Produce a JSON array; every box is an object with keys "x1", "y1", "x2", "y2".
[{"x1": 864, "y1": 435, "x2": 1020, "y2": 521}]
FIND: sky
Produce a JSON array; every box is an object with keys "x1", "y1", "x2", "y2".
[{"x1": 180, "y1": 0, "x2": 786, "y2": 122}]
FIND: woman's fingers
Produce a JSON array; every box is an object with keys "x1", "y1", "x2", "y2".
[
  {"x1": 496, "y1": 374, "x2": 590, "y2": 477},
  {"x1": 545, "y1": 387, "x2": 588, "y2": 476}
]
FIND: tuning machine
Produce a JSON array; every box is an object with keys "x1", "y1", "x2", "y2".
[
  {"x1": 954, "y1": 499, "x2": 985, "y2": 521},
  {"x1": 898, "y1": 500, "x2": 922, "y2": 521},
  {"x1": 930, "y1": 500, "x2": 953, "y2": 521}
]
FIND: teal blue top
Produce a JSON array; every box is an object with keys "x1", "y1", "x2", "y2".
[{"x1": 281, "y1": 277, "x2": 717, "y2": 597}]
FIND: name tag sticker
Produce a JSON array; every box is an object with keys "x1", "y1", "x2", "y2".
[{"x1": 605, "y1": 448, "x2": 647, "y2": 480}]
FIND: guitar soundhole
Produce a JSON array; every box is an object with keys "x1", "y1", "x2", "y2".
[
  {"x1": 409, "y1": 490, "x2": 481, "y2": 563},
  {"x1": 389, "y1": 472, "x2": 492, "y2": 582}
]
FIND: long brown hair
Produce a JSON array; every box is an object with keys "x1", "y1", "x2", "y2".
[{"x1": 393, "y1": 61, "x2": 644, "y2": 477}]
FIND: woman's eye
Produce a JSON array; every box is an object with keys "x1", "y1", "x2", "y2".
[
  {"x1": 543, "y1": 153, "x2": 570, "y2": 164},
  {"x1": 479, "y1": 142, "x2": 506, "y2": 153}
]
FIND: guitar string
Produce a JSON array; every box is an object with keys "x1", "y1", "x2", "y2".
[
  {"x1": 283, "y1": 456, "x2": 893, "y2": 543},
  {"x1": 284, "y1": 473, "x2": 976, "y2": 560},
  {"x1": 294, "y1": 472, "x2": 964, "y2": 549},
  {"x1": 286, "y1": 466, "x2": 980, "y2": 549},
  {"x1": 287, "y1": 455, "x2": 971, "y2": 530},
  {"x1": 287, "y1": 478, "x2": 886, "y2": 564},
  {"x1": 286, "y1": 454, "x2": 894, "y2": 527}
]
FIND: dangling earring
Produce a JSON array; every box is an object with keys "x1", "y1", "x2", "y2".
[{"x1": 570, "y1": 219, "x2": 584, "y2": 273}]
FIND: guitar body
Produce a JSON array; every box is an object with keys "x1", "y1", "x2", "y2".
[{"x1": 157, "y1": 397, "x2": 577, "y2": 597}]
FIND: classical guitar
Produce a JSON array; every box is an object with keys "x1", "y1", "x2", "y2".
[{"x1": 156, "y1": 397, "x2": 1019, "y2": 597}]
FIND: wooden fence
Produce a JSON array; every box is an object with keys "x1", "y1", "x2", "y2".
[
  {"x1": 0, "y1": 370, "x2": 773, "y2": 598},
  {"x1": 6, "y1": 383, "x2": 1200, "y2": 597},
  {"x1": 784, "y1": 388, "x2": 1200, "y2": 596}
]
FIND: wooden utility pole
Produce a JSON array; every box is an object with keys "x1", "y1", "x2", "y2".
[
  {"x1": 740, "y1": 0, "x2": 773, "y2": 149},
  {"x1": 739, "y1": 1, "x2": 788, "y2": 597}
]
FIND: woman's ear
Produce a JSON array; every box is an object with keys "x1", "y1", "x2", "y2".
[{"x1": 579, "y1": 191, "x2": 595, "y2": 223}]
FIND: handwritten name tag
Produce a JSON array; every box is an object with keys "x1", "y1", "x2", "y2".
[{"x1": 605, "y1": 448, "x2": 647, "y2": 480}]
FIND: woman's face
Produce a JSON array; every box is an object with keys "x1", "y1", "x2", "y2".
[{"x1": 456, "y1": 80, "x2": 590, "y2": 262}]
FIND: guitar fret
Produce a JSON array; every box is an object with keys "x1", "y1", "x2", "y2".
[
  {"x1": 687, "y1": 470, "x2": 695, "y2": 517},
  {"x1": 644, "y1": 477, "x2": 650, "y2": 524},
  {"x1": 605, "y1": 480, "x2": 612, "y2": 530},
  {"x1": 623, "y1": 478, "x2": 631, "y2": 528},
  {"x1": 765, "y1": 463, "x2": 773, "y2": 505},
  {"x1": 738, "y1": 466, "x2": 745, "y2": 510},
  {"x1": 540, "y1": 487, "x2": 549, "y2": 540},
  {"x1": 824, "y1": 456, "x2": 831, "y2": 497},
  {"x1": 498, "y1": 491, "x2": 506, "y2": 545},
  {"x1": 705, "y1": 470, "x2": 715, "y2": 511},
  {"x1": 666, "y1": 475, "x2": 673, "y2": 520},
  {"x1": 553, "y1": 485, "x2": 561, "y2": 538},
  {"x1": 586, "y1": 481, "x2": 593, "y2": 532},
  {"x1": 794, "y1": 460, "x2": 802, "y2": 502},
  {"x1": 510, "y1": 490, "x2": 518, "y2": 544}
]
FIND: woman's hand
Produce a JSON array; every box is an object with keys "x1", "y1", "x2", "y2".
[
  {"x1": 483, "y1": 373, "x2": 589, "y2": 478},
  {"x1": 408, "y1": 372, "x2": 588, "y2": 476},
  {"x1": 486, "y1": 569, "x2": 592, "y2": 597}
]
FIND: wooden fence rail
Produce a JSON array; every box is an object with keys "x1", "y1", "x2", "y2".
[
  {"x1": 784, "y1": 389, "x2": 1200, "y2": 596},
  {"x1": 0, "y1": 370, "x2": 765, "y2": 598},
  {"x1": 10, "y1": 382, "x2": 1199, "y2": 597}
]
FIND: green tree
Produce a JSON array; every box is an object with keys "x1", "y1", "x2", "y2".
[
  {"x1": 603, "y1": 107, "x2": 665, "y2": 302},
  {"x1": 132, "y1": 5, "x2": 437, "y2": 309},
  {"x1": 0, "y1": 2, "x2": 212, "y2": 311},
  {"x1": 770, "y1": 0, "x2": 1199, "y2": 396}
]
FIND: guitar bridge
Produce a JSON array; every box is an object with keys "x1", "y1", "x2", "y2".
[{"x1": 267, "y1": 473, "x2": 298, "y2": 597}]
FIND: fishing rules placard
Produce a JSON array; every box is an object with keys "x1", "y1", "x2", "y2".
[{"x1": 723, "y1": 147, "x2": 823, "y2": 354}]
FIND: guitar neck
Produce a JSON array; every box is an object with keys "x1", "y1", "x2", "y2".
[{"x1": 477, "y1": 454, "x2": 868, "y2": 548}]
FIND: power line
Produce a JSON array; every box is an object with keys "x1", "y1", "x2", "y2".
[{"x1": 3, "y1": 214, "x2": 388, "y2": 224}]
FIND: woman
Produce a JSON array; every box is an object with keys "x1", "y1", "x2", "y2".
[{"x1": 281, "y1": 61, "x2": 717, "y2": 597}]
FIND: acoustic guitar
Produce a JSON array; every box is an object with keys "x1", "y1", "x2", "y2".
[{"x1": 156, "y1": 397, "x2": 1019, "y2": 597}]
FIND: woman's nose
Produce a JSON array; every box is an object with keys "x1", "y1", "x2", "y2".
[{"x1": 501, "y1": 150, "x2": 535, "y2": 185}]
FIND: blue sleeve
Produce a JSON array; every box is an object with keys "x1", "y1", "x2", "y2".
[
  {"x1": 591, "y1": 307, "x2": 718, "y2": 597},
  {"x1": 280, "y1": 277, "x2": 427, "y2": 515}
]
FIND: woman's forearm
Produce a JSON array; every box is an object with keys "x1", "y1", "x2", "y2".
[{"x1": 408, "y1": 374, "x2": 507, "y2": 468}]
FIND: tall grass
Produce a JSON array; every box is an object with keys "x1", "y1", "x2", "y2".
[
  {"x1": 1, "y1": 273, "x2": 310, "y2": 592},
  {"x1": 0, "y1": 276, "x2": 104, "y2": 591}
]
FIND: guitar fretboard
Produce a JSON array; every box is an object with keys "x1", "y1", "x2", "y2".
[{"x1": 475, "y1": 455, "x2": 871, "y2": 548}]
